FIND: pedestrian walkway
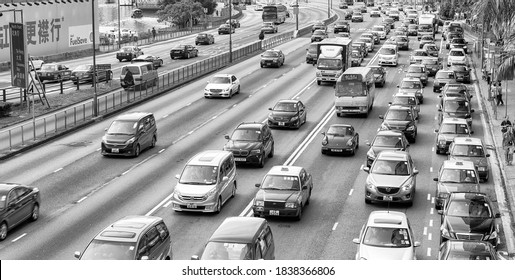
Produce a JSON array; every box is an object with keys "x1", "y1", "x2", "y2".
[{"x1": 465, "y1": 27, "x2": 515, "y2": 255}]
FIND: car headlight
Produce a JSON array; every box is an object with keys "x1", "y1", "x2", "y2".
[
  {"x1": 173, "y1": 190, "x2": 181, "y2": 200},
  {"x1": 486, "y1": 230, "x2": 498, "y2": 240},
  {"x1": 291, "y1": 116, "x2": 299, "y2": 122},
  {"x1": 440, "y1": 226, "x2": 453, "y2": 239},
  {"x1": 401, "y1": 178, "x2": 415, "y2": 191},
  {"x1": 273, "y1": 59, "x2": 278, "y2": 62},
  {"x1": 222, "y1": 87, "x2": 230, "y2": 93},
  {"x1": 346, "y1": 139, "x2": 354, "y2": 146},
  {"x1": 268, "y1": 113, "x2": 274, "y2": 120},
  {"x1": 477, "y1": 166, "x2": 487, "y2": 171},
  {"x1": 202, "y1": 188, "x2": 217, "y2": 200},
  {"x1": 367, "y1": 149, "x2": 376, "y2": 159},
  {"x1": 255, "y1": 200, "x2": 264, "y2": 207},
  {"x1": 322, "y1": 136, "x2": 328, "y2": 146},
  {"x1": 439, "y1": 139, "x2": 447, "y2": 145},
  {"x1": 380, "y1": 123, "x2": 389, "y2": 130},
  {"x1": 438, "y1": 191, "x2": 450, "y2": 200},
  {"x1": 204, "y1": 88, "x2": 210, "y2": 93},
  {"x1": 365, "y1": 178, "x2": 376, "y2": 189},
  {"x1": 285, "y1": 202, "x2": 297, "y2": 208},
  {"x1": 125, "y1": 137, "x2": 136, "y2": 145},
  {"x1": 251, "y1": 149, "x2": 262, "y2": 154}
]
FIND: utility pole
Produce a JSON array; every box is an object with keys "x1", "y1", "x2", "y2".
[{"x1": 229, "y1": 1, "x2": 233, "y2": 63}]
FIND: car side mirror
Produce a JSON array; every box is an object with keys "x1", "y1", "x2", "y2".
[
  {"x1": 191, "y1": 255, "x2": 200, "y2": 260},
  {"x1": 302, "y1": 185, "x2": 308, "y2": 190},
  {"x1": 224, "y1": 134, "x2": 230, "y2": 140},
  {"x1": 437, "y1": 209, "x2": 443, "y2": 215},
  {"x1": 255, "y1": 183, "x2": 261, "y2": 188},
  {"x1": 413, "y1": 169, "x2": 419, "y2": 175},
  {"x1": 433, "y1": 177, "x2": 438, "y2": 181},
  {"x1": 74, "y1": 251, "x2": 81, "y2": 259},
  {"x1": 321, "y1": 132, "x2": 326, "y2": 136},
  {"x1": 495, "y1": 213, "x2": 501, "y2": 218},
  {"x1": 352, "y1": 238, "x2": 360, "y2": 244},
  {"x1": 175, "y1": 174, "x2": 180, "y2": 179},
  {"x1": 414, "y1": 241, "x2": 421, "y2": 247},
  {"x1": 434, "y1": 129, "x2": 439, "y2": 133},
  {"x1": 363, "y1": 167, "x2": 370, "y2": 173},
  {"x1": 470, "y1": 109, "x2": 475, "y2": 113},
  {"x1": 366, "y1": 141, "x2": 370, "y2": 146},
  {"x1": 222, "y1": 176, "x2": 229, "y2": 182},
  {"x1": 379, "y1": 115, "x2": 384, "y2": 119},
  {"x1": 471, "y1": 131, "x2": 474, "y2": 134}
]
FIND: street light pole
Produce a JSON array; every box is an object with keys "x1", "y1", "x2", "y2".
[
  {"x1": 118, "y1": 0, "x2": 121, "y2": 50},
  {"x1": 327, "y1": 0, "x2": 330, "y2": 18},
  {"x1": 295, "y1": 0, "x2": 298, "y2": 31},
  {"x1": 229, "y1": 1, "x2": 233, "y2": 63},
  {"x1": 92, "y1": 0, "x2": 98, "y2": 117}
]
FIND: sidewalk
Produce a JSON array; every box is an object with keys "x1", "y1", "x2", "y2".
[{"x1": 465, "y1": 29, "x2": 515, "y2": 255}]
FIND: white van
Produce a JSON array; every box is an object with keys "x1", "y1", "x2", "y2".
[
  {"x1": 171, "y1": 150, "x2": 237, "y2": 213},
  {"x1": 120, "y1": 62, "x2": 158, "y2": 90}
]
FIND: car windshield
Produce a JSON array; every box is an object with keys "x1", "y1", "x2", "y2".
[
  {"x1": 385, "y1": 109, "x2": 412, "y2": 121},
  {"x1": 231, "y1": 128, "x2": 261, "y2": 141},
  {"x1": 380, "y1": 48, "x2": 396, "y2": 55},
  {"x1": 371, "y1": 159, "x2": 410, "y2": 175},
  {"x1": 446, "y1": 200, "x2": 491, "y2": 218},
  {"x1": 444, "y1": 100, "x2": 469, "y2": 112},
  {"x1": 393, "y1": 96, "x2": 417, "y2": 106},
  {"x1": 422, "y1": 58, "x2": 438, "y2": 65},
  {"x1": 370, "y1": 67, "x2": 383, "y2": 75},
  {"x1": 447, "y1": 249, "x2": 495, "y2": 260},
  {"x1": 121, "y1": 66, "x2": 141, "y2": 75},
  {"x1": 452, "y1": 39, "x2": 466, "y2": 44},
  {"x1": 201, "y1": 242, "x2": 250, "y2": 260},
  {"x1": 261, "y1": 174, "x2": 300, "y2": 191},
  {"x1": 318, "y1": 58, "x2": 343, "y2": 70},
  {"x1": 421, "y1": 37, "x2": 433, "y2": 41},
  {"x1": 372, "y1": 27, "x2": 384, "y2": 32},
  {"x1": 336, "y1": 81, "x2": 365, "y2": 97},
  {"x1": 273, "y1": 102, "x2": 297, "y2": 112},
  {"x1": 363, "y1": 227, "x2": 411, "y2": 248},
  {"x1": 107, "y1": 120, "x2": 137, "y2": 135},
  {"x1": 451, "y1": 144, "x2": 485, "y2": 157},
  {"x1": 179, "y1": 165, "x2": 218, "y2": 185},
  {"x1": 210, "y1": 76, "x2": 231, "y2": 84},
  {"x1": 41, "y1": 64, "x2": 57, "y2": 71},
  {"x1": 74, "y1": 65, "x2": 91, "y2": 71},
  {"x1": 440, "y1": 123, "x2": 469, "y2": 134},
  {"x1": 313, "y1": 30, "x2": 325, "y2": 35},
  {"x1": 451, "y1": 66, "x2": 467, "y2": 72},
  {"x1": 450, "y1": 50, "x2": 465, "y2": 56},
  {"x1": 400, "y1": 81, "x2": 421, "y2": 89},
  {"x1": 81, "y1": 240, "x2": 137, "y2": 260},
  {"x1": 121, "y1": 47, "x2": 133, "y2": 52},
  {"x1": 408, "y1": 66, "x2": 424, "y2": 73},
  {"x1": 263, "y1": 51, "x2": 280, "y2": 57},
  {"x1": 414, "y1": 51, "x2": 428, "y2": 57},
  {"x1": 351, "y1": 52, "x2": 360, "y2": 58},
  {"x1": 439, "y1": 168, "x2": 477, "y2": 183},
  {"x1": 436, "y1": 72, "x2": 456, "y2": 79},
  {"x1": 327, "y1": 126, "x2": 352, "y2": 136},
  {"x1": 372, "y1": 135, "x2": 404, "y2": 148}
]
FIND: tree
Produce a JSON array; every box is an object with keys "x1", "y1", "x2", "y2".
[
  {"x1": 157, "y1": 0, "x2": 206, "y2": 28},
  {"x1": 159, "y1": 0, "x2": 217, "y2": 15}
]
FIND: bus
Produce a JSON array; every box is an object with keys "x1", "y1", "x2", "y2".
[
  {"x1": 262, "y1": 4, "x2": 287, "y2": 24},
  {"x1": 334, "y1": 67, "x2": 376, "y2": 117}
]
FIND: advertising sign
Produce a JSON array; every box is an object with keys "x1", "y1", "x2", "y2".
[
  {"x1": 68, "y1": 25, "x2": 93, "y2": 47},
  {"x1": 9, "y1": 23, "x2": 27, "y2": 89}
]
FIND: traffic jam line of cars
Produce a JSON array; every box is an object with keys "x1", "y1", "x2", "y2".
[{"x1": 1, "y1": 3, "x2": 511, "y2": 261}]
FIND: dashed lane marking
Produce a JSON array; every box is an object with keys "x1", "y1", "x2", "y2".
[{"x1": 11, "y1": 233, "x2": 27, "y2": 242}]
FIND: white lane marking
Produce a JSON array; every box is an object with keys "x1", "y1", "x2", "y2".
[
  {"x1": 432, "y1": 147, "x2": 435, "y2": 152},
  {"x1": 332, "y1": 223, "x2": 339, "y2": 231},
  {"x1": 360, "y1": 164, "x2": 364, "y2": 170},
  {"x1": 349, "y1": 189, "x2": 354, "y2": 196},
  {"x1": 430, "y1": 167, "x2": 433, "y2": 173},
  {"x1": 162, "y1": 114, "x2": 169, "y2": 118},
  {"x1": 11, "y1": 233, "x2": 27, "y2": 242},
  {"x1": 423, "y1": 227, "x2": 428, "y2": 235},
  {"x1": 430, "y1": 207, "x2": 434, "y2": 215},
  {"x1": 96, "y1": 148, "x2": 101, "y2": 151},
  {"x1": 427, "y1": 248, "x2": 432, "y2": 257},
  {"x1": 427, "y1": 193, "x2": 431, "y2": 200},
  {"x1": 429, "y1": 219, "x2": 434, "y2": 227},
  {"x1": 428, "y1": 233, "x2": 433, "y2": 241},
  {"x1": 163, "y1": 200, "x2": 172, "y2": 208},
  {"x1": 146, "y1": 192, "x2": 175, "y2": 216},
  {"x1": 158, "y1": 149, "x2": 165, "y2": 153},
  {"x1": 431, "y1": 197, "x2": 435, "y2": 204},
  {"x1": 53, "y1": 167, "x2": 63, "y2": 173},
  {"x1": 77, "y1": 196, "x2": 88, "y2": 203}
]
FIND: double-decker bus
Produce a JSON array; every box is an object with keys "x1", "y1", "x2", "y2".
[{"x1": 262, "y1": 4, "x2": 287, "y2": 24}]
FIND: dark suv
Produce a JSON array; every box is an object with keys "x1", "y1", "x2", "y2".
[
  {"x1": 223, "y1": 122, "x2": 275, "y2": 168},
  {"x1": 101, "y1": 112, "x2": 157, "y2": 157},
  {"x1": 378, "y1": 105, "x2": 418, "y2": 143},
  {"x1": 333, "y1": 21, "x2": 350, "y2": 33},
  {"x1": 195, "y1": 33, "x2": 215, "y2": 45},
  {"x1": 170, "y1": 44, "x2": 198, "y2": 59}
]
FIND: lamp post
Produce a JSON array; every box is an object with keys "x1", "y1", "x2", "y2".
[
  {"x1": 92, "y1": 0, "x2": 98, "y2": 116},
  {"x1": 118, "y1": 0, "x2": 121, "y2": 50},
  {"x1": 229, "y1": 1, "x2": 233, "y2": 63},
  {"x1": 327, "y1": 0, "x2": 330, "y2": 18},
  {"x1": 295, "y1": 0, "x2": 298, "y2": 31}
]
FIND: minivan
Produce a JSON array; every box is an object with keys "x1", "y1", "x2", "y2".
[
  {"x1": 101, "y1": 112, "x2": 157, "y2": 157},
  {"x1": 192, "y1": 217, "x2": 275, "y2": 260},
  {"x1": 75, "y1": 215, "x2": 173, "y2": 260},
  {"x1": 171, "y1": 150, "x2": 237, "y2": 213},
  {"x1": 120, "y1": 62, "x2": 158, "y2": 90},
  {"x1": 305, "y1": 42, "x2": 320, "y2": 64}
]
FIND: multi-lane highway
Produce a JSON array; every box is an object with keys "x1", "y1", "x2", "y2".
[{"x1": 0, "y1": 2, "x2": 510, "y2": 260}]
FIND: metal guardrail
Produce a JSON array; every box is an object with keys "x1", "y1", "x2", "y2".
[{"x1": 0, "y1": 25, "x2": 302, "y2": 156}]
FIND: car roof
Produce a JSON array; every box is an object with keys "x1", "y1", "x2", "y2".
[
  {"x1": 375, "y1": 130, "x2": 405, "y2": 137},
  {"x1": 442, "y1": 159, "x2": 476, "y2": 170},
  {"x1": 366, "y1": 211, "x2": 408, "y2": 228},
  {"x1": 449, "y1": 48, "x2": 465, "y2": 52},
  {"x1": 452, "y1": 137, "x2": 483, "y2": 146},
  {"x1": 266, "y1": 165, "x2": 303, "y2": 177},
  {"x1": 114, "y1": 111, "x2": 153, "y2": 121},
  {"x1": 236, "y1": 122, "x2": 264, "y2": 130},
  {"x1": 401, "y1": 77, "x2": 422, "y2": 82},
  {"x1": 449, "y1": 192, "x2": 488, "y2": 201},
  {"x1": 94, "y1": 215, "x2": 162, "y2": 243},
  {"x1": 388, "y1": 104, "x2": 412, "y2": 111},
  {"x1": 187, "y1": 150, "x2": 233, "y2": 167},
  {"x1": 209, "y1": 217, "x2": 267, "y2": 243},
  {"x1": 441, "y1": 117, "x2": 468, "y2": 124},
  {"x1": 376, "y1": 150, "x2": 409, "y2": 161},
  {"x1": 0, "y1": 183, "x2": 24, "y2": 194},
  {"x1": 213, "y1": 73, "x2": 234, "y2": 78},
  {"x1": 394, "y1": 91, "x2": 417, "y2": 98},
  {"x1": 276, "y1": 99, "x2": 297, "y2": 104}
]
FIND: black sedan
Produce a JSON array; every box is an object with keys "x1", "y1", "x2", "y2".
[
  {"x1": 267, "y1": 99, "x2": 307, "y2": 129},
  {"x1": 321, "y1": 124, "x2": 359, "y2": 155},
  {"x1": 0, "y1": 183, "x2": 41, "y2": 241},
  {"x1": 218, "y1": 24, "x2": 235, "y2": 34},
  {"x1": 450, "y1": 64, "x2": 471, "y2": 84},
  {"x1": 368, "y1": 65, "x2": 386, "y2": 87},
  {"x1": 439, "y1": 240, "x2": 506, "y2": 260},
  {"x1": 440, "y1": 192, "x2": 500, "y2": 246},
  {"x1": 170, "y1": 45, "x2": 198, "y2": 59},
  {"x1": 132, "y1": 55, "x2": 164, "y2": 68}
]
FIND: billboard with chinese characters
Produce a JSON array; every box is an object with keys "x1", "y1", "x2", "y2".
[{"x1": 0, "y1": 1, "x2": 99, "y2": 62}]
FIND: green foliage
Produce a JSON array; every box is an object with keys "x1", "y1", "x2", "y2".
[
  {"x1": 157, "y1": 0, "x2": 211, "y2": 27},
  {"x1": 439, "y1": 1, "x2": 455, "y2": 20},
  {"x1": 0, "y1": 101, "x2": 12, "y2": 117},
  {"x1": 159, "y1": 0, "x2": 217, "y2": 16}
]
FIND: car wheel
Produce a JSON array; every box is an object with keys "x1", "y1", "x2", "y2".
[
  {"x1": 231, "y1": 182, "x2": 237, "y2": 198},
  {"x1": 365, "y1": 198, "x2": 372, "y2": 204},
  {"x1": 187, "y1": 53, "x2": 190, "y2": 59},
  {"x1": 195, "y1": 52, "x2": 198, "y2": 57},
  {"x1": 306, "y1": 189, "x2": 312, "y2": 205},
  {"x1": 258, "y1": 152, "x2": 266, "y2": 168},
  {"x1": 406, "y1": 200, "x2": 413, "y2": 207},
  {"x1": 268, "y1": 144, "x2": 274, "y2": 158},
  {"x1": 483, "y1": 172, "x2": 489, "y2": 182},
  {"x1": 150, "y1": 135, "x2": 157, "y2": 148},
  {"x1": 0, "y1": 222, "x2": 7, "y2": 240},
  {"x1": 317, "y1": 80, "x2": 321, "y2": 85},
  {"x1": 260, "y1": 63, "x2": 264, "y2": 68},
  {"x1": 215, "y1": 197, "x2": 222, "y2": 214},
  {"x1": 229, "y1": 90, "x2": 233, "y2": 98},
  {"x1": 195, "y1": 42, "x2": 198, "y2": 45},
  {"x1": 356, "y1": 136, "x2": 359, "y2": 150},
  {"x1": 31, "y1": 204, "x2": 39, "y2": 221},
  {"x1": 436, "y1": 148, "x2": 440, "y2": 154},
  {"x1": 336, "y1": 112, "x2": 342, "y2": 117},
  {"x1": 236, "y1": 85, "x2": 240, "y2": 94},
  {"x1": 134, "y1": 144, "x2": 140, "y2": 157},
  {"x1": 118, "y1": 59, "x2": 122, "y2": 62},
  {"x1": 295, "y1": 205, "x2": 303, "y2": 221}
]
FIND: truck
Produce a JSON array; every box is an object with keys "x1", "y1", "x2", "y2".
[
  {"x1": 418, "y1": 15, "x2": 436, "y2": 39},
  {"x1": 315, "y1": 38, "x2": 352, "y2": 85}
]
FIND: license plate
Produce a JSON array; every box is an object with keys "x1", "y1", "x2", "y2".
[
  {"x1": 187, "y1": 203, "x2": 197, "y2": 209},
  {"x1": 266, "y1": 63, "x2": 271, "y2": 65},
  {"x1": 332, "y1": 149, "x2": 343, "y2": 152},
  {"x1": 111, "y1": 148, "x2": 119, "y2": 153},
  {"x1": 383, "y1": 196, "x2": 393, "y2": 201},
  {"x1": 234, "y1": 157, "x2": 246, "y2": 162},
  {"x1": 279, "y1": 122, "x2": 285, "y2": 126},
  {"x1": 269, "y1": 210, "x2": 279, "y2": 216}
]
